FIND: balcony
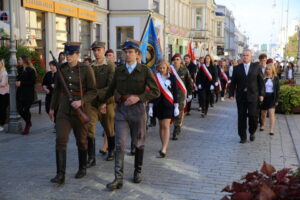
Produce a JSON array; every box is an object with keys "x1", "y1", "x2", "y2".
[
  {"x1": 215, "y1": 36, "x2": 224, "y2": 45},
  {"x1": 190, "y1": 29, "x2": 211, "y2": 40}
]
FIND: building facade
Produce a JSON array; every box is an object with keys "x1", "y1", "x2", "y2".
[{"x1": 1, "y1": 0, "x2": 108, "y2": 67}]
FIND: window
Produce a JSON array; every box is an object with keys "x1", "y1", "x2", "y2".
[
  {"x1": 56, "y1": 15, "x2": 70, "y2": 53},
  {"x1": 96, "y1": 24, "x2": 102, "y2": 41},
  {"x1": 25, "y1": 9, "x2": 45, "y2": 59},
  {"x1": 196, "y1": 8, "x2": 202, "y2": 30},
  {"x1": 79, "y1": 20, "x2": 91, "y2": 57},
  {"x1": 0, "y1": 0, "x2": 3, "y2": 10},
  {"x1": 153, "y1": 1, "x2": 159, "y2": 13},
  {"x1": 116, "y1": 26, "x2": 133, "y2": 61},
  {"x1": 217, "y1": 21, "x2": 222, "y2": 37}
]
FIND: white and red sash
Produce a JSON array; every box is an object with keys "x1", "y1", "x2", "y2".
[
  {"x1": 201, "y1": 64, "x2": 213, "y2": 81},
  {"x1": 154, "y1": 73, "x2": 174, "y2": 104},
  {"x1": 220, "y1": 70, "x2": 229, "y2": 89},
  {"x1": 170, "y1": 65, "x2": 187, "y2": 96}
]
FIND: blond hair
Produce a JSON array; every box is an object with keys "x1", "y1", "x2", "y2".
[
  {"x1": 156, "y1": 59, "x2": 171, "y2": 72},
  {"x1": 0, "y1": 59, "x2": 6, "y2": 72},
  {"x1": 265, "y1": 63, "x2": 277, "y2": 79}
]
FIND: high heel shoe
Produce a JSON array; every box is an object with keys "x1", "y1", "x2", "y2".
[
  {"x1": 158, "y1": 150, "x2": 166, "y2": 158},
  {"x1": 99, "y1": 149, "x2": 107, "y2": 155}
]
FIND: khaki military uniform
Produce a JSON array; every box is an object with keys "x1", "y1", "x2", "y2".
[
  {"x1": 51, "y1": 62, "x2": 97, "y2": 150},
  {"x1": 173, "y1": 65, "x2": 192, "y2": 134},
  {"x1": 87, "y1": 59, "x2": 116, "y2": 138}
]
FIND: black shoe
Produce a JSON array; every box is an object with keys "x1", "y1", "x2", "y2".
[
  {"x1": 133, "y1": 170, "x2": 142, "y2": 183},
  {"x1": 99, "y1": 149, "x2": 107, "y2": 155},
  {"x1": 107, "y1": 151, "x2": 115, "y2": 161},
  {"x1": 201, "y1": 113, "x2": 205, "y2": 118},
  {"x1": 106, "y1": 178, "x2": 123, "y2": 190},
  {"x1": 106, "y1": 136, "x2": 115, "y2": 161},
  {"x1": 259, "y1": 128, "x2": 264, "y2": 131},
  {"x1": 250, "y1": 135, "x2": 255, "y2": 142},
  {"x1": 172, "y1": 134, "x2": 178, "y2": 140},
  {"x1": 75, "y1": 149, "x2": 87, "y2": 179},
  {"x1": 133, "y1": 148, "x2": 144, "y2": 183},
  {"x1": 86, "y1": 137, "x2": 96, "y2": 168},
  {"x1": 75, "y1": 169, "x2": 86, "y2": 179},
  {"x1": 239, "y1": 139, "x2": 247, "y2": 144},
  {"x1": 158, "y1": 150, "x2": 166, "y2": 158},
  {"x1": 50, "y1": 150, "x2": 66, "y2": 184},
  {"x1": 269, "y1": 132, "x2": 274, "y2": 136}
]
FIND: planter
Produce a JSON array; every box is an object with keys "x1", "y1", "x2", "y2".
[{"x1": 292, "y1": 105, "x2": 300, "y2": 114}]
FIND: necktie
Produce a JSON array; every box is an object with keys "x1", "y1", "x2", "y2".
[
  {"x1": 128, "y1": 66, "x2": 132, "y2": 74},
  {"x1": 245, "y1": 64, "x2": 248, "y2": 75}
]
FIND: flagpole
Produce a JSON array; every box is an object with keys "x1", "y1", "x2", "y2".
[{"x1": 140, "y1": 13, "x2": 152, "y2": 42}]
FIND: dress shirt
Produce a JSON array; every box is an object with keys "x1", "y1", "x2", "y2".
[
  {"x1": 126, "y1": 62, "x2": 137, "y2": 74},
  {"x1": 244, "y1": 63, "x2": 250, "y2": 76},
  {"x1": 265, "y1": 78, "x2": 274, "y2": 93}
]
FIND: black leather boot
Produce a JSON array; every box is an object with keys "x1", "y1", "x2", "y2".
[
  {"x1": 133, "y1": 147, "x2": 144, "y2": 183},
  {"x1": 86, "y1": 137, "x2": 96, "y2": 168},
  {"x1": 75, "y1": 149, "x2": 87, "y2": 179},
  {"x1": 50, "y1": 150, "x2": 66, "y2": 184},
  {"x1": 106, "y1": 151, "x2": 124, "y2": 190},
  {"x1": 172, "y1": 126, "x2": 179, "y2": 140},
  {"x1": 130, "y1": 143, "x2": 136, "y2": 156},
  {"x1": 106, "y1": 136, "x2": 115, "y2": 161}
]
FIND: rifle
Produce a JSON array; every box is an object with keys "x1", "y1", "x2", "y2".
[{"x1": 49, "y1": 51, "x2": 90, "y2": 124}]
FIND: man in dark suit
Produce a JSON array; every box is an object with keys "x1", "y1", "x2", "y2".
[{"x1": 229, "y1": 49, "x2": 265, "y2": 143}]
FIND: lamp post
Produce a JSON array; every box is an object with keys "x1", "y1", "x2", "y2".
[
  {"x1": 8, "y1": 0, "x2": 22, "y2": 133},
  {"x1": 296, "y1": 25, "x2": 300, "y2": 72}
]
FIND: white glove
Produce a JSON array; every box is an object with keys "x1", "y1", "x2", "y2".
[
  {"x1": 210, "y1": 85, "x2": 214, "y2": 90},
  {"x1": 174, "y1": 103, "x2": 179, "y2": 117},
  {"x1": 148, "y1": 103, "x2": 153, "y2": 117},
  {"x1": 228, "y1": 80, "x2": 231, "y2": 84},
  {"x1": 198, "y1": 84, "x2": 202, "y2": 89},
  {"x1": 215, "y1": 82, "x2": 219, "y2": 86},
  {"x1": 187, "y1": 95, "x2": 193, "y2": 102}
]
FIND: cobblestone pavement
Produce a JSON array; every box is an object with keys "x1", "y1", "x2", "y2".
[{"x1": 0, "y1": 99, "x2": 299, "y2": 200}]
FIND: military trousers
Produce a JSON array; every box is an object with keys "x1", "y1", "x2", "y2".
[
  {"x1": 87, "y1": 103, "x2": 115, "y2": 138},
  {"x1": 55, "y1": 111, "x2": 88, "y2": 151},
  {"x1": 173, "y1": 99, "x2": 186, "y2": 127},
  {"x1": 115, "y1": 102, "x2": 147, "y2": 152}
]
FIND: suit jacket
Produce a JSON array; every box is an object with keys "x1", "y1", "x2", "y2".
[
  {"x1": 195, "y1": 64, "x2": 217, "y2": 90},
  {"x1": 16, "y1": 67, "x2": 36, "y2": 102},
  {"x1": 229, "y1": 63, "x2": 265, "y2": 102}
]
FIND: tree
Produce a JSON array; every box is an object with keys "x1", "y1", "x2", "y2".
[{"x1": 285, "y1": 32, "x2": 298, "y2": 59}]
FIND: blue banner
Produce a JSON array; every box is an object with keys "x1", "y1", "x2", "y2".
[{"x1": 140, "y1": 18, "x2": 162, "y2": 69}]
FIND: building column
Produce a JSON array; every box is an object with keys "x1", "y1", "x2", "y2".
[
  {"x1": 70, "y1": 18, "x2": 80, "y2": 42},
  {"x1": 45, "y1": 12, "x2": 56, "y2": 69}
]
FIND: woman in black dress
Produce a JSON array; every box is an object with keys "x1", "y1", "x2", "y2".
[
  {"x1": 42, "y1": 61, "x2": 57, "y2": 114},
  {"x1": 218, "y1": 59, "x2": 229, "y2": 101},
  {"x1": 196, "y1": 55, "x2": 218, "y2": 117},
  {"x1": 148, "y1": 60, "x2": 178, "y2": 158},
  {"x1": 260, "y1": 64, "x2": 279, "y2": 135},
  {"x1": 16, "y1": 56, "x2": 36, "y2": 135}
]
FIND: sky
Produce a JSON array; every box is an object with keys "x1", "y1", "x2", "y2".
[{"x1": 215, "y1": 0, "x2": 300, "y2": 46}]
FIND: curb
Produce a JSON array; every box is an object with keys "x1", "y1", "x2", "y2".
[{"x1": 285, "y1": 115, "x2": 300, "y2": 164}]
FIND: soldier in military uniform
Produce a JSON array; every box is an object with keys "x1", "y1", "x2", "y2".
[
  {"x1": 100, "y1": 40, "x2": 160, "y2": 190},
  {"x1": 170, "y1": 53, "x2": 193, "y2": 140},
  {"x1": 85, "y1": 41, "x2": 116, "y2": 167},
  {"x1": 49, "y1": 42, "x2": 97, "y2": 184}
]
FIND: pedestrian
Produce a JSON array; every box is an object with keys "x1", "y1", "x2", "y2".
[
  {"x1": 210, "y1": 59, "x2": 220, "y2": 106},
  {"x1": 83, "y1": 57, "x2": 92, "y2": 65},
  {"x1": 275, "y1": 61, "x2": 282, "y2": 79},
  {"x1": 149, "y1": 60, "x2": 179, "y2": 158},
  {"x1": 196, "y1": 54, "x2": 218, "y2": 118},
  {"x1": 0, "y1": 59, "x2": 9, "y2": 132},
  {"x1": 184, "y1": 54, "x2": 197, "y2": 116},
  {"x1": 258, "y1": 53, "x2": 268, "y2": 129},
  {"x1": 219, "y1": 59, "x2": 229, "y2": 102},
  {"x1": 229, "y1": 49, "x2": 265, "y2": 143},
  {"x1": 170, "y1": 53, "x2": 193, "y2": 140},
  {"x1": 105, "y1": 49, "x2": 117, "y2": 64},
  {"x1": 100, "y1": 40, "x2": 160, "y2": 190},
  {"x1": 16, "y1": 56, "x2": 36, "y2": 135},
  {"x1": 86, "y1": 41, "x2": 116, "y2": 166},
  {"x1": 58, "y1": 52, "x2": 66, "y2": 64},
  {"x1": 49, "y1": 42, "x2": 97, "y2": 185},
  {"x1": 285, "y1": 62, "x2": 295, "y2": 80},
  {"x1": 260, "y1": 63, "x2": 279, "y2": 136},
  {"x1": 42, "y1": 61, "x2": 57, "y2": 114}
]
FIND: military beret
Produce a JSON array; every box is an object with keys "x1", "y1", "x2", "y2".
[
  {"x1": 91, "y1": 41, "x2": 106, "y2": 50},
  {"x1": 171, "y1": 53, "x2": 182, "y2": 61},
  {"x1": 105, "y1": 49, "x2": 114, "y2": 56},
  {"x1": 266, "y1": 58, "x2": 274, "y2": 64},
  {"x1": 64, "y1": 42, "x2": 81, "y2": 55}
]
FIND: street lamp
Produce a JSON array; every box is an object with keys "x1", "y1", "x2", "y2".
[{"x1": 8, "y1": 1, "x2": 22, "y2": 133}]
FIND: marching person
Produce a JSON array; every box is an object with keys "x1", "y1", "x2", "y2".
[
  {"x1": 105, "y1": 49, "x2": 117, "y2": 64},
  {"x1": 0, "y1": 59, "x2": 9, "y2": 132},
  {"x1": 42, "y1": 61, "x2": 57, "y2": 114},
  {"x1": 49, "y1": 42, "x2": 97, "y2": 185},
  {"x1": 58, "y1": 52, "x2": 66, "y2": 64},
  {"x1": 260, "y1": 64, "x2": 279, "y2": 135},
  {"x1": 219, "y1": 59, "x2": 229, "y2": 102},
  {"x1": 229, "y1": 49, "x2": 265, "y2": 143},
  {"x1": 196, "y1": 55, "x2": 218, "y2": 118},
  {"x1": 16, "y1": 56, "x2": 36, "y2": 135},
  {"x1": 87, "y1": 41, "x2": 116, "y2": 166},
  {"x1": 149, "y1": 60, "x2": 179, "y2": 158},
  {"x1": 170, "y1": 53, "x2": 193, "y2": 140},
  {"x1": 100, "y1": 40, "x2": 160, "y2": 190},
  {"x1": 285, "y1": 62, "x2": 295, "y2": 80},
  {"x1": 258, "y1": 53, "x2": 267, "y2": 129},
  {"x1": 184, "y1": 54, "x2": 197, "y2": 116}
]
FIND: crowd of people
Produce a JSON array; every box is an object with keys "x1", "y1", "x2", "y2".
[{"x1": 0, "y1": 39, "x2": 297, "y2": 190}]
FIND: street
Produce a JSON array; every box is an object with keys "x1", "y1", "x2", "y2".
[{"x1": 0, "y1": 99, "x2": 299, "y2": 200}]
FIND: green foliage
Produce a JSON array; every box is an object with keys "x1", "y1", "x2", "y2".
[
  {"x1": 284, "y1": 32, "x2": 298, "y2": 59},
  {"x1": 279, "y1": 85, "x2": 300, "y2": 114},
  {"x1": 0, "y1": 46, "x2": 45, "y2": 80}
]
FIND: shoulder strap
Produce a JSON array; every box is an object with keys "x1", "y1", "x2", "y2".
[{"x1": 78, "y1": 65, "x2": 84, "y2": 107}]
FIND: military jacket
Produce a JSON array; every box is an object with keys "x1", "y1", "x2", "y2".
[
  {"x1": 50, "y1": 62, "x2": 97, "y2": 114},
  {"x1": 90, "y1": 59, "x2": 115, "y2": 106},
  {"x1": 175, "y1": 65, "x2": 193, "y2": 102},
  {"x1": 103, "y1": 63, "x2": 160, "y2": 103}
]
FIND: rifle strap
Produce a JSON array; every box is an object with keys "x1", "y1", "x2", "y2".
[{"x1": 78, "y1": 64, "x2": 84, "y2": 107}]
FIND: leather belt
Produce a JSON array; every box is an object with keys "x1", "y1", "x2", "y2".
[{"x1": 61, "y1": 91, "x2": 83, "y2": 97}]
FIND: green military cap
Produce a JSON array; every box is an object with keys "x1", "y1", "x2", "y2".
[{"x1": 91, "y1": 41, "x2": 106, "y2": 50}]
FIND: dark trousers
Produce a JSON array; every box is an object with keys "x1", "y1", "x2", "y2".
[
  {"x1": 55, "y1": 112, "x2": 88, "y2": 150},
  {"x1": 45, "y1": 94, "x2": 52, "y2": 114},
  {"x1": 210, "y1": 91, "x2": 215, "y2": 105},
  {"x1": 221, "y1": 81, "x2": 227, "y2": 97},
  {"x1": 236, "y1": 99, "x2": 259, "y2": 140},
  {"x1": 186, "y1": 101, "x2": 192, "y2": 113},
  {"x1": 198, "y1": 89, "x2": 211, "y2": 113},
  {"x1": 17, "y1": 100, "x2": 32, "y2": 124},
  {"x1": 0, "y1": 94, "x2": 9, "y2": 126}
]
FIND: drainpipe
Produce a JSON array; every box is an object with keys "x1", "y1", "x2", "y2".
[{"x1": 107, "y1": 0, "x2": 110, "y2": 49}]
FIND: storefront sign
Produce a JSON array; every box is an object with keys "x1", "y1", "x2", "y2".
[
  {"x1": 54, "y1": 2, "x2": 77, "y2": 18},
  {"x1": 78, "y1": 8, "x2": 97, "y2": 22},
  {"x1": 23, "y1": 0, "x2": 54, "y2": 12}
]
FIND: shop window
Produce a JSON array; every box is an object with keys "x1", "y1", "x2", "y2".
[
  {"x1": 56, "y1": 15, "x2": 70, "y2": 53},
  {"x1": 96, "y1": 24, "x2": 102, "y2": 41},
  {"x1": 79, "y1": 19, "x2": 91, "y2": 58},
  {"x1": 196, "y1": 8, "x2": 202, "y2": 30},
  {"x1": 116, "y1": 26, "x2": 133, "y2": 62},
  {"x1": 25, "y1": 9, "x2": 45, "y2": 60}
]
